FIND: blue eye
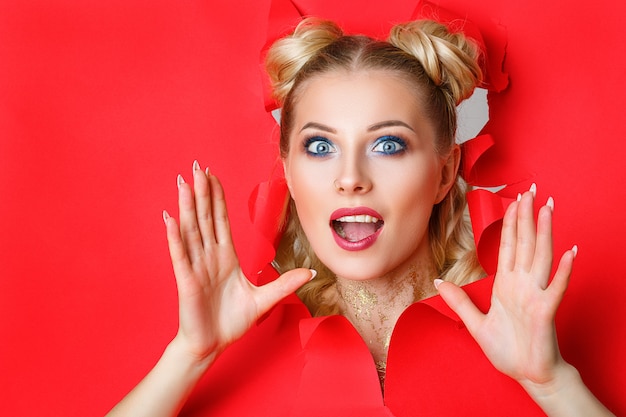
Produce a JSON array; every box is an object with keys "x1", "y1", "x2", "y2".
[
  {"x1": 372, "y1": 136, "x2": 406, "y2": 155},
  {"x1": 305, "y1": 137, "x2": 336, "y2": 156}
]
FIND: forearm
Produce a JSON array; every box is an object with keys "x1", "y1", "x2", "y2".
[
  {"x1": 522, "y1": 363, "x2": 614, "y2": 417},
  {"x1": 105, "y1": 337, "x2": 216, "y2": 417}
]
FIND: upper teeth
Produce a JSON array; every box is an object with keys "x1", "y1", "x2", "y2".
[{"x1": 335, "y1": 215, "x2": 379, "y2": 223}]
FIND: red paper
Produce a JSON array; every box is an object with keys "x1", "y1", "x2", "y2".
[
  {"x1": 2, "y1": 0, "x2": 625, "y2": 415},
  {"x1": 179, "y1": 277, "x2": 546, "y2": 416}
]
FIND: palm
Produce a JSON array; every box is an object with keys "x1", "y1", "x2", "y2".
[
  {"x1": 164, "y1": 161, "x2": 311, "y2": 362},
  {"x1": 437, "y1": 186, "x2": 575, "y2": 385},
  {"x1": 473, "y1": 275, "x2": 562, "y2": 383}
]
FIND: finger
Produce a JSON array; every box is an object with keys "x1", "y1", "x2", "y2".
[
  {"x1": 545, "y1": 246, "x2": 576, "y2": 306},
  {"x1": 514, "y1": 186, "x2": 537, "y2": 271},
  {"x1": 209, "y1": 175, "x2": 234, "y2": 247},
  {"x1": 177, "y1": 174, "x2": 205, "y2": 263},
  {"x1": 497, "y1": 199, "x2": 519, "y2": 274},
  {"x1": 532, "y1": 199, "x2": 554, "y2": 288},
  {"x1": 163, "y1": 211, "x2": 195, "y2": 292},
  {"x1": 435, "y1": 280, "x2": 485, "y2": 335},
  {"x1": 254, "y1": 268, "x2": 315, "y2": 316},
  {"x1": 192, "y1": 161, "x2": 217, "y2": 246}
]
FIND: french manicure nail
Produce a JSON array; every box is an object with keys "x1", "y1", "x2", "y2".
[
  {"x1": 434, "y1": 278, "x2": 444, "y2": 289},
  {"x1": 193, "y1": 160, "x2": 200, "y2": 171},
  {"x1": 546, "y1": 196, "x2": 554, "y2": 211},
  {"x1": 529, "y1": 183, "x2": 537, "y2": 198},
  {"x1": 309, "y1": 269, "x2": 318, "y2": 280},
  {"x1": 205, "y1": 167, "x2": 210, "y2": 176},
  {"x1": 517, "y1": 193, "x2": 522, "y2": 202},
  {"x1": 162, "y1": 210, "x2": 170, "y2": 224},
  {"x1": 572, "y1": 245, "x2": 578, "y2": 257},
  {"x1": 177, "y1": 174, "x2": 185, "y2": 189}
]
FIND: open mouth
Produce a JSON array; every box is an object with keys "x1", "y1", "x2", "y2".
[{"x1": 332, "y1": 214, "x2": 384, "y2": 242}]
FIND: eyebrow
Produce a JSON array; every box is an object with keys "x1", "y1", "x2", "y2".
[
  {"x1": 368, "y1": 120, "x2": 415, "y2": 132},
  {"x1": 299, "y1": 120, "x2": 415, "y2": 133},
  {"x1": 300, "y1": 122, "x2": 337, "y2": 133}
]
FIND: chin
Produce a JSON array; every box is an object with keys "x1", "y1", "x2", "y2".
[{"x1": 321, "y1": 257, "x2": 395, "y2": 282}]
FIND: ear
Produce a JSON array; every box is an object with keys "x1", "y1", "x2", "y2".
[{"x1": 435, "y1": 145, "x2": 461, "y2": 203}]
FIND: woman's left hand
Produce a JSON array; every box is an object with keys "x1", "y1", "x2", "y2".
[
  {"x1": 436, "y1": 184, "x2": 575, "y2": 388},
  {"x1": 436, "y1": 184, "x2": 615, "y2": 416}
]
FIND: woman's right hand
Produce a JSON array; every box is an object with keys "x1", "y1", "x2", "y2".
[
  {"x1": 163, "y1": 160, "x2": 313, "y2": 367},
  {"x1": 107, "y1": 162, "x2": 312, "y2": 417}
]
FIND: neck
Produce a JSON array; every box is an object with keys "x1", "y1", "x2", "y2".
[{"x1": 334, "y1": 261, "x2": 438, "y2": 389}]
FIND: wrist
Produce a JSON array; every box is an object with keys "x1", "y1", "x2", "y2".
[
  {"x1": 106, "y1": 335, "x2": 220, "y2": 417},
  {"x1": 520, "y1": 362, "x2": 614, "y2": 417},
  {"x1": 166, "y1": 335, "x2": 219, "y2": 376},
  {"x1": 520, "y1": 361, "x2": 576, "y2": 402}
]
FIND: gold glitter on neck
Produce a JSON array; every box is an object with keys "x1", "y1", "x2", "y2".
[
  {"x1": 335, "y1": 261, "x2": 438, "y2": 394},
  {"x1": 337, "y1": 281, "x2": 379, "y2": 320}
]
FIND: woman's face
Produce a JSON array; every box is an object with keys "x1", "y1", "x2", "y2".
[{"x1": 283, "y1": 69, "x2": 458, "y2": 281}]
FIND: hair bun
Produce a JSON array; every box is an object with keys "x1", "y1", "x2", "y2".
[
  {"x1": 389, "y1": 20, "x2": 482, "y2": 104},
  {"x1": 265, "y1": 18, "x2": 343, "y2": 104}
]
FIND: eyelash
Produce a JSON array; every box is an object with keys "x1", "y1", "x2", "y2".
[
  {"x1": 304, "y1": 136, "x2": 336, "y2": 157},
  {"x1": 371, "y1": 135, "x2": 407, "y2": 155},
  {"x1": 302, "y1": 135, "x2": 408, "y2": 157}
]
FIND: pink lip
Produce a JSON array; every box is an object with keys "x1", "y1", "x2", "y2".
[{"x1": 330, "y1": 207, "x2": 384, "y2": 252}]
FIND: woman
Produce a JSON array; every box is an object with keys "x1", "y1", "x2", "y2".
[{"x1": 107, "y1": 18, "x2": 613, "y2": 416}]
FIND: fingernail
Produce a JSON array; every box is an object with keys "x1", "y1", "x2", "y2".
[
  {"x1": 193, "y1": 160, "x2": 200, "y2": 171},
  {"x1": 516, "y1": 193, "x2": 522, "y2": 202},
  {"x1": 546, "y1": 196, "x2": 554, "y2": 211},
  {"x1": 205, "y1": 167, "x2": 210, "y2": 176},
  {"x1": 434, "y1": 278, "x2": 444, "y2": 289},
  {"x1": 177, "y1": 174, "x2": 185, "y2": 189},
  {"x1": 162, "y1": 210, "x2": 170, "y2": 224},
  {"x1": 572, "y1": 245, "x2": 578, "y2": 257},
  {"x1": 529, "y1": 183, "x2": 537, "y2": 198},
  {"x1": 309, "y1": 269, "x2": 318, "y2": 281}
]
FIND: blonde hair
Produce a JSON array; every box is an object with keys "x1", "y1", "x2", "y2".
[{"x1": 266, "y1": 18, "x2": 485, "y2": 316}]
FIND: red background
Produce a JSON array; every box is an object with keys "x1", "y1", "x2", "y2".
[{"x1": 1, "y1": 0, "x2": 625, "y2": 415}]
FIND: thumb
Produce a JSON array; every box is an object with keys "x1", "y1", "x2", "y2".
[
  {"x1": 255, "y1": 268, "x2": 316, "y2": 316},
  {"x1": 435, "y1": 279, "x2": 484, "y2": 333}
]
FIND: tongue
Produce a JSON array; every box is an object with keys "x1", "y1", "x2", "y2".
[{"x1": 341, "y1": 222, "x2": 378, "y2": 242}]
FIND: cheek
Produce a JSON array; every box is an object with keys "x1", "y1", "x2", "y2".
[
  {"x1": 379, "y1": 160, "x2": 441, "y2": 201},
  {"x1": 286, "y1": 162, "x2": 330, "y2": 214},
  {"x1": 287, "y1": 153, "x2": 333, "y2": 189}
]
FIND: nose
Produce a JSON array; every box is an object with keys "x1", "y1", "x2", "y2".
[{"x1": 333, "y1": 156, "x2": 372, "y2": 194}]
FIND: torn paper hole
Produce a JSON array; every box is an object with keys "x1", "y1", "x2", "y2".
[
  {"x1": 456, "y1": 88, "x2": 489, "y2": 144},
  {"x1": 272, "y1": 108, "x2": 282, "y2": 125},
  {"x1": 473, "y1": 184, "x2": 507, "y2": 193}
]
